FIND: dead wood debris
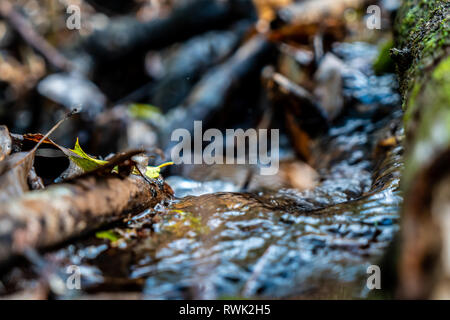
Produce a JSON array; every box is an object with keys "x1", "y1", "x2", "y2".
[
  {"x1": 0, "y1": 173, "x2": 172, "y2": 265},
  {"x1": 161, "y1": 35, "x2": 275, "y2": 149},
  {"x1": 0, "y1": 1, "x2": 73, "y2": 71},
  {"x1": 0, "y1": 120, "x2": 173, "y2": 265}
]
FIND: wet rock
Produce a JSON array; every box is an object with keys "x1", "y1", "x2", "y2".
[
  {"x1": 37, "y1": 73, "x2": 107, "y2": 119},
  {"x1": 314, "y1": 53, "x2": 345, "y2": 121}
]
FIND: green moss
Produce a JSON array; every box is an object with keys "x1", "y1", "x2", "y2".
[
  {"x1": 421, "y1": 17, "x2": 449, "y2": 60},
  {"x1": 402, "y1": 55, "x2": 450, "y2": 188},
  {"x1": 403, "y1": 81, "x2": 421, "y2": 123},
  {"x1": 395, "y1": 0, "x2": 449, "y2": 97},
  {"x1": 373, "y1": 40, "x2": 395, "y2": 75},
  {"x1": 432, "y1": 54, "x2": 450, "y2": 81},
  {"x1": 395, "y1": 0, "x2": 450, "y2": 188},
  {"x1": 397, "y1": 0, "x2": 434, "y2": 43}
]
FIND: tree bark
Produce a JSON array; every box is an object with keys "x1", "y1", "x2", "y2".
[{"x1": 393, "y1": 0, "x2": 450, "y2": 299}]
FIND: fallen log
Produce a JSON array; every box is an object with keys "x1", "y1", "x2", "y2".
[
  {"x1": 389, "y1": 0, "x2": 450, "y2": 299},
  {"x1": 0, "y1": 174, "x2": 173, "y2": 265},
  {"x1": 161, "y1": 35, "x2": 275, "y2": 152},
  {"x1": 151, "y1": 21, "x2": 251, "y2": 113},
  {"x1": 104, "y1": 35, "x2": 273, "y2": 156},
  {"x1": 83, "y1": 0, "x2": 256, "y2": 63}
]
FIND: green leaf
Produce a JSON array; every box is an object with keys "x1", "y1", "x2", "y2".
[
  {"x1": 96, "y1": 230, "x2": 120, "y2": 242},
  {"x1": 69, "y1": 138, "x2": 173, "y2": 178},
  {"x1": 69, "y1": 138, "x2": 108, "y2": 172},
  {"x1": 145, "y1": 161, "x2": 173, "y2": 179},
  {"x1": 128, "y1": 103, "x2": 162, "y2": 121}
]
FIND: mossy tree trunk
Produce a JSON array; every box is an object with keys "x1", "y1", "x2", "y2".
[{"x1": 393, "y1": 0, "x2": 450, "y2": 299}]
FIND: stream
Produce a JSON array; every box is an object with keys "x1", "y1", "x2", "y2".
[
  {"x1": 0, "y1": 39, "x2": 405, "y2": 299},
  {"x1": 0, "y1": 26, "x2": 403, "y2": 299}
]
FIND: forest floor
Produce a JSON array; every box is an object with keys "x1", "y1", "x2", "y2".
[{"x1": 0, "y1": 0, "x2": 408, "y2": 299}]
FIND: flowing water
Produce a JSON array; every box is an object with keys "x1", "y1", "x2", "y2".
[{"x1": 0, "y1": 42, "x2": 404, "y2": 299}]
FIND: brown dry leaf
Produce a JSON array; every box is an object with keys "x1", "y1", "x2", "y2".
[
  {"x1": 22, "y1": 133, "x2": 67, "y2": 149},
  {"x1": 378, "y1": 136, "x2": 397, "y2": 148},
  {"x1": 285, "y1": 111, "x2": 312, "y2": 161},
  {"x1": 263, "y1": 68, "x2": 328, "y2": 161},
  {"x1": 0, "y1": 112, "x2": 75, "y2": 201},
  {"x1": 268, "y1": 0, "x2": 365, "y2": 43},
  {"x1": 252, "y1": 0, "x2": 292, "y2": 31},
  {"x1": 0, "y1": 49, "x2": 45, "y2": 95},
  {"x1": 278, "y1": 0, "x2": 366, "y2": 25}
]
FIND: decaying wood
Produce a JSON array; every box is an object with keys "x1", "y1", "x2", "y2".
[
  {"x1": 390, "y1": 0, "x2": 450, "y2": 299},
  {"x1": 151, "y1": 22, "x2": 250, "y2": 113},
  {"x1": 0, "y1": 174, "x2": 173, "y2": 265},
  {"x1": 162, "y1": 35, "x2": 275, "y2": 151},
  {"x1": 262, "y1": 67, "x2": 328, "y2": 160},
  {"x1": 89, "y1": 23, "x2": 251, "y2": 153}
]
